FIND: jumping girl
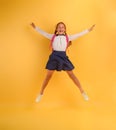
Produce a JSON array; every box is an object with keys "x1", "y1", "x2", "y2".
[{"x1": 31, "y1": 22, "x2": 95, "y2": 102}]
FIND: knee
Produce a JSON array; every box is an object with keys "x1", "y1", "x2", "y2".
[
  {"x1": 67, "y1": 71, "x2": 74, "y2": 78},
  {"x1": 46, "y1": 71, "x2": 54, "y2": 78}
]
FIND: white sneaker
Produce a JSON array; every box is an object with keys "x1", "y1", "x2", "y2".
[
  {"x1": 35, "y1": 94, "x2": 43, "y2": 102},
  {"x1": 82, "y1": 92, "x2": 89, "y2": 101}
]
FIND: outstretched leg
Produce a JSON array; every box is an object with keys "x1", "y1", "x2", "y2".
[
  {"x1": 36, "y1": 70, "x2": 54, "y2": 102},
  {"x1": 66, "y1": 70, "x2": 89, "y2": 101},
  {"x1": 40, "y1": 70, "x2": 54, "y2": 94}
]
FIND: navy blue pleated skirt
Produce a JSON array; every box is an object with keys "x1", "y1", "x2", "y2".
[{"x1": 46, "y1": 51, "x2": 74, "y2": 71}]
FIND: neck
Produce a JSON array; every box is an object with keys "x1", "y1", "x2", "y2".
[{"x1": 56, "y1": 34, "x2": 65, "y2": 36}]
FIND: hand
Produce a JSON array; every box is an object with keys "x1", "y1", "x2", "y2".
[
  {"x1": 68, "y1": 41, "x2": 72, "y2": 47},
  {"x1": 88, "y1": 24, "x2": 96, "y2": 32},
  {"x1": 30, "y1": 22, "x2": 36, "y2": 29}
]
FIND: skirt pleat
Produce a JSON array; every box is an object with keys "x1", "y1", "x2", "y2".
[{"x1": 46, "y1": 51, "x2": 74, "y2": 71}]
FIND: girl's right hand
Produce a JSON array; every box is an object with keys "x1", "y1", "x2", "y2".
[{"x1": 31, "y1": 22, "x2": 36, "y2": 29}]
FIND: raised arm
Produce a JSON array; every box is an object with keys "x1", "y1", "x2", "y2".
[
  {"x1": 69, "y1": 24, "x2": 95, "y2": 41},
  {"x1": 30, "y1": 22, "x2": 53, "y2": 40}
]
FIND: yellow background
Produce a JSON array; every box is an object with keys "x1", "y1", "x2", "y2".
[{"x1": 0, "y1": 0, "x2": 116, "y2": 130}]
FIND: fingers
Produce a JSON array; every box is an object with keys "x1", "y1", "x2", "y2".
[
  {"x1": 92, "y1": 24, "x2": 96, "y2": 28},
  {"x1": 89, "y1": 24, "x2": 96, "y2": 31},
  {"x1": 30, "y1": 22, "x2": 36, "y2": 28}
]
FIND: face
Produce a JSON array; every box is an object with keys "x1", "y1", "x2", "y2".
[{"x1": 56, "y1": 23, "x2": 66, "y2": 34}]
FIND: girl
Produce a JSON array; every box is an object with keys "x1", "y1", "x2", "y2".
[{"x1": 31, "y1": 22, "x2": 95, "y2": 102}]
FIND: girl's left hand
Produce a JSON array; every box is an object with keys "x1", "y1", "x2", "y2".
[{"x1": 88, "y1": 24, "x2": 96, "y2": 32}]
